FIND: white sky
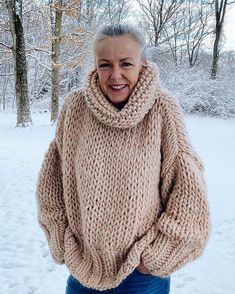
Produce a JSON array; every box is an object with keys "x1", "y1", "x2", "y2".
[{"x1": 224, "y1": 6, "x2": 235, "y2": 50}]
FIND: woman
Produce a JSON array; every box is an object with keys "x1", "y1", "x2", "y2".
[{"x1": 36, "y1": 24, "x2": 211, "y2": 293}]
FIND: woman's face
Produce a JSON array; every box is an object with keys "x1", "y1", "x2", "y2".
[{"x1": 94, "y1": 35, "x2": 146, "y2": 103}]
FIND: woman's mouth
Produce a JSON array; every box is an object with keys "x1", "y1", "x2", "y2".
[{"x1": 109, "y1": 84, "x2": 127, "y2": 91}]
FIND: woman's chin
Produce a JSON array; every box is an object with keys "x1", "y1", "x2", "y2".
[
  {"x1": 106, "y1": 87, "x2": 130, "y2": 103},
  {"x1": 107, "y1": 92, "x2": 130, "y2": 103}
]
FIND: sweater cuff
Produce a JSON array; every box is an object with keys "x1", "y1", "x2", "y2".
[
  {"x1": 141, "y1": 231, "x2": 176, "y2": 277},
  {"x1": 39, "y1": 219, "x2": 67, "y2": 264}
]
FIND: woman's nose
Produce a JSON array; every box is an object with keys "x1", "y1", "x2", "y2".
[{"x1": 110, "y1": 66, "x2": 122, "y2": 80}]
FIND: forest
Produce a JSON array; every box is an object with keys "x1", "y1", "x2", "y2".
[{"x1": 0, "y1": 0, "x2": 234, "y2": 126}]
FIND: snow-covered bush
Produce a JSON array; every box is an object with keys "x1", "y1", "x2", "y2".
[{"x1": 147, "y1": 47, "x2": 235, "y2": 118}]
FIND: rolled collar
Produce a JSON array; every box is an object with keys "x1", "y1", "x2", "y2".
[{"x1": 84, "y1": 61, "x2": 160, "y2": 129}]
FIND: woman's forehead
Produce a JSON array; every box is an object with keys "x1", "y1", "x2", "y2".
[{"x1": 94, "y1": 36, "x2": 142, "y2": 60}]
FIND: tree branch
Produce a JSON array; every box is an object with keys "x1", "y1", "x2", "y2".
[{"x1": 0, "y1": 42, "x2": 12, "y2": 50}]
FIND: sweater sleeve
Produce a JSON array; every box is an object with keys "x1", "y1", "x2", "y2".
[
  {"x1": 36, "y1": 97, "x2": 69, "y2": 264},
  {"x1": 140, "y1": 95, "x2": 211, "y2": 277}
]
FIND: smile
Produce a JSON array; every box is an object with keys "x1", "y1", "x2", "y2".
[{"x1": 109, "y1": 85, "x2": 127, "y2": 90}]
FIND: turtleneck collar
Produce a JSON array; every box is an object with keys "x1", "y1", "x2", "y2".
[
  {"x1": 84, "y1": 61, "x2": 161, "y2": 129},
  {"x1": 105, "y1": 96, "x2": 129, "y2": 111}
]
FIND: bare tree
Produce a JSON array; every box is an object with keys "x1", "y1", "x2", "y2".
[
  {"x1": 49, "y1": 0, "x2": 129, "y2": 122},
  {"x1": 184, "y1": 0, "x2": 213, "y2": 66},
  {"x1": 49, "y1": 0, "x2": 81, "y2": 122},
  {"x1": 139, "y1": 0, "x2": 213, "y2": 67},
  {"x1": 137, "y1": 0, "x2": 184, "y2": 46},
  {"x1": 5, "y1": 0, "x2": 31, "y2": 126},
  {"x1": 0, "y1": 1, "x2": 12, "y2": 110},
  {"x1": 1, "y1": 0, "x2": 130, "y2": 122},
  {"x1": 1, "y1": 0, "x2": 52, "y2": 111},
  {"x1": 211, "y1": 0, "x2": 235, "y2": 79},
  {"x1": 80, "y1": 0, "x2": 129, "y2": 26},
  {"x1": 49, "y1": 0, "x2": 64, "y2": 122}
]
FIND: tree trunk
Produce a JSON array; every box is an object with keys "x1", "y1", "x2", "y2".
[
  {"x1": 2, "y1": 71, "x2": 10, "y2": 111},
  {"x1": 211, "y1": 23, "x2": 222, "y2": 79},
  {"x1": 6, "y1": 0, "x2": 31, "y2": 126},
  {"x1": 211, "y1": 0, "x2": 228, "y2": 79},
  {"x1": 50, "y1": 1, "x2": 63, "y2": 123}
]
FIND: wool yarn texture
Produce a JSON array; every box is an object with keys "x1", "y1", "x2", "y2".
[{"x1": 36, "y1": 62, "x2": 211, "y2": 291}]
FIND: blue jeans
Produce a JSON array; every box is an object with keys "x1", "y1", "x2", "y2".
[{"x1": 65, "y1": 268, "x2": 171, "y2": 293}]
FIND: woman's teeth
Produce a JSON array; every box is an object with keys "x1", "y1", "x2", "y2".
[{"x1": 110, "y1": 85, "x2": 126, "y2": 90}]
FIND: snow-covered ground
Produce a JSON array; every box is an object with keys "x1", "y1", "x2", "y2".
[{"x1": 0, "y1": 111, "x2": 235, "y2": 294}]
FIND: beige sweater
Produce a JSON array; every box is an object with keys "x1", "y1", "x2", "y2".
[{"x1": 36, "y1": 62, "x2": 210, "y2": 290}]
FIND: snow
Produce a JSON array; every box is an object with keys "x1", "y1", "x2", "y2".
[{"x1": 0, "y1": 111, "x2": 235, "y2": 294}]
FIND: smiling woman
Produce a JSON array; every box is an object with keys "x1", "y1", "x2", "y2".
[
  {"x1": 36, "y1": 23, "x2": 211, "y2": 294},
  {"x1": 93, "y1": 26, "x2": 147, "y2": 105}
]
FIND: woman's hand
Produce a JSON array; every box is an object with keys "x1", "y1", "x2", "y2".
[{"x1": 136, "y1": 260, "x2": 151, "y2": 274}]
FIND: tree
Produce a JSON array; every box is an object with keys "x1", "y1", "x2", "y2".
[
  {"x1": 5, "y1": 0, "x2": 31, "y2": 126},
  {"x1": 0, "y1": 1, "x2": 13, "y2": 111},
  {"x1": 49, "y1": 0, "x2": 64, "y2": 122},
  {"x1": 138, "y1": 0, "x2": 213, "y2": 67},
  {"x1": 183, "y1": 0, "x2": 213, "y2": 67},
  {"x1": 80, "y1": 0, "x2": 129, "y2": 26},
  {"x1": 49, "y1": 0, "x2": 129, "y2": 122},
  {"x1": 137, "y1": 0, "x2": 184, "y2": 46},
  {"x1": 211, "y1": 0, "x2": 235, "y2": 79}
]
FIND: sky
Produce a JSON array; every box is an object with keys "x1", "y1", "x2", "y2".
[{"x1": 224, "y1": 5, "x2": 235, "y2": 50}]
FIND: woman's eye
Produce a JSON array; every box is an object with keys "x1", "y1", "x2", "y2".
[
  {"x1": 99, "y1": 63, "x2": 110, "y2": 68},
  {"x1": 122, "y1": 62, "x2": 132, "y2": 67}
]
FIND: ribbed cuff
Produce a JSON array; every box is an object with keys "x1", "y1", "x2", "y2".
[
  {"x1": 40, "y1": 221, "x2": 66, "y2": 264},
  {"x1": 140, "y1": 231, "x2": 176, "y2": 277}
]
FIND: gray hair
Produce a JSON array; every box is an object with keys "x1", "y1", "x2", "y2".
[{"x1": 93, "y1": 23, "x2": 147, "y2": 61}]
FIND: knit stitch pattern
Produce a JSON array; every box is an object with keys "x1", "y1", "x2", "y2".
[{"x1": 36, "y1": 62, "x2": 210, "y2": 290}]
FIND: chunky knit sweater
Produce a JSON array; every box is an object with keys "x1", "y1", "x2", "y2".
[{"x1": 36, "y1": 62, "x2": 210, "y2": 291}]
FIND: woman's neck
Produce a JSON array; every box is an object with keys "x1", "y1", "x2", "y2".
[{"x1": 105, "y1": 97, "x2": 129, "y2": 111}]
